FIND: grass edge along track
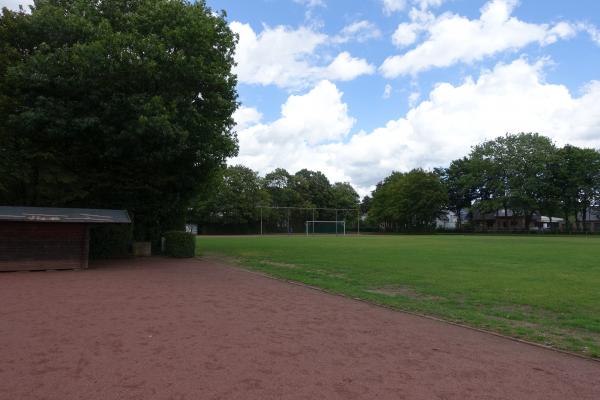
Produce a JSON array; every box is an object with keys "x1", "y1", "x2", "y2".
[{"x1": 198, "y1": 234, "x2": 600, "y2": 358}]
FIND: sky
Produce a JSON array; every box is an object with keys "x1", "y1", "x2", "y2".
[
  {"x1": 3, "y1": 0, "x2": 600, "y2": 196},
  {"x1": 206, "y1": 0, "x2": 600, "y2": 195}
]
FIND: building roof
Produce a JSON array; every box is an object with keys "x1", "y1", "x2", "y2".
[
  {"x1": 472, "y1": 209, "x2": 563, "y2": 220},
  {"x1": 0, "y1": 206, "x2": 131, "y2": 223}
]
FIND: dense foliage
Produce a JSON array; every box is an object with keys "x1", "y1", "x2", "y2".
[
  {"x1": 0, "y1": 0, "x2": 238, "y2": 240},
  {"x1": 89, "y1": 224, "x2": 133, "y2": 259},
  {"x1": 436, "y1": 133, "x2": 600, "y2": 232},
  {"x1": 192, "y1": 133, "x2": 600, "y2": 233},
  {"x1": 191, "y1": 165, "x2": 360, "y2": 233},
  {"x1": 163, "y1": 230, "x2": 196, "y2": 258},
  {"x1": 368, "y1": 169, "x2": 447, "y2": 232}
]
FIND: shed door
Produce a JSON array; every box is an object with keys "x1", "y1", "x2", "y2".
[{"x1": 0, "y1": 222, "x2": 87, "y2": 271}]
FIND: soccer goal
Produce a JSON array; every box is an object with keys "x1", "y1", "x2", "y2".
[{"x1": 305, "y1": 220, "x2": 346, "y2": 235}]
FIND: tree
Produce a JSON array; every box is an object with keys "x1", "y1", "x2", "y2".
[
  {"x1": 191, "y1": 165, "x2": 269, "y2": 226},
  {"x1": 0, "y1": 0, "x2": 238, "y2": 240},
  {"x1": 468, "y1": 133, "x2": 556, "y2": 228},
  {"x1": 360, "y1": 195, "x2": 372, "y2": 215},
  {"x1": 369, "y1": 169, "x2": 447, "y2": 232},
  {"x1": 330, "y1": 182, "x2": 359, "y2": 209},
  {"x1": 263, "y1": 168, "x2": 301, "y2": 207},
  {"x1": 550, "y1": 146, "x2": 600, "y2": 231},
  {"x1": 436, "y1": 157, "x2": 476, "y2": 229},
  {"x1": 292, "y1": 169, "x2": 333, "y2": 208}
]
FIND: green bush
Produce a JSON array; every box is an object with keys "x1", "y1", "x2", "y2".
[
  {"x1": 163, "y1": 231, "x2": 196, "y2": 258},
  {"x1": 89, "y1": 224, "x2": 133, "y2": 259}
]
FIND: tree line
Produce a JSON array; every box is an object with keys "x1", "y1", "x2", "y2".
[
  {"x1": 368, "y1": 133, "x2": 600, "y2": 232},
  {"x1": 190, "y1": 166, "x2": 360, "y2": 233},
  {"x1": 191, "y1": 132, "x2": 600, "y2": 234}
]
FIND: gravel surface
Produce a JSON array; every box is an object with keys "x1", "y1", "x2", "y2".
[{"x1": 1, "y1": 257, "x2": 598, "y2": 400}]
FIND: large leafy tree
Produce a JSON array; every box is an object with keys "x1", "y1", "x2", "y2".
[
  {"x1": 330, "y1": 182, "x2": 359, "y2": 209},
  {"x1": 550, "y1": 145, "x2": 600, "y2": 230},
  {"x1": 191, "y1": 165, "x2": 269, "y2": 226},
  {"x1": 369, "y1": 169, "x2": 447, "y2": 232},
  {"x1": 292, "y1": 169, "x2": 333, "y2": 208},
  {"x1": 263, "y1": 168, "x2": 302, "y2": 207},
  {"x1": 0, "y1": 0, "x2": 238, "y2": 239},
  {"x1": 436, "y1": 157, "x2": 476, "y2": 229},
  {"x1": 360, "y1": 195, "x2": 372, "y2": 215},
  {"x1": 469, "y1": 133, "x2": 556, "y2": 227}
]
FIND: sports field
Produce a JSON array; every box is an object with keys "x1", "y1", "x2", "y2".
[{"x1": 199, "y1": 234, "x2": 600, "y2": 357}]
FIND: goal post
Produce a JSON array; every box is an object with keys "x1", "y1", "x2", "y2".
[
  {"x1": 256, "y1": 206, "x2": 359, "y2": 235},
  {"x1": 305, "y1": 220, "x2": 346, "y2": 235}
]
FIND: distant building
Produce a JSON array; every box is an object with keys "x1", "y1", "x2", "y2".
[{"x1": 471, "y1": 209, "x2": 563, "y2": 232}]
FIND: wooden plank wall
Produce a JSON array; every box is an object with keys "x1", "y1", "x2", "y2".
[{"x1": 0, "y1": 222, "x2": 88, "y2": 271}]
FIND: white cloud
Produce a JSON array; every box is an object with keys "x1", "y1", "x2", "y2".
[
  {"x1": 408, "y1": 91, "x2": 420, "y2": 106},
  {"x1": 382, "y1": 0, "x2": 445, "y2": 15},
  {"x1": 543, "y1": 21, "x2": 577, "y2": 45},
  {"x1": 382, "y1": 0, "x2": 407, "y2": 15},
  {"x1": 0, "y1": 0, "x2": 33, "y2": 11},
  {"x1": 293, "y1": 0, "x2": 325, "y2": 7},
  {"x1": 383, "y1": 84, "x2": 393, "y2": 99},
  {"x1": 392, "y1": 22, "x2": 421, "y2": 47},
  {"x1": 414, "y1": 0, "x2": 445, "y2": 9},
  {"x1": 579, "y1": 23, "x2": 600, "y2": 46},
  {"x1": 231, "y1": 22, "x2": 326, "y2": 89},
  {"x1": 381, "y1": 0, "x2": 577, "y2": 77},
  {"x1": 323, "y1": 52, "x2": 375, "y2": 81},
  {"x1": 234, "y1": 59, "x2": 600, "y2": 195},
  {"x1": 233, "y1": 106, "x2": 263, "y2": 130},
  {"x1": 231, "y1": 22, "x2": 374, "y2": 89},
  {"x1": 333, "y1": 20, "x2": 381, "y2": 43}
]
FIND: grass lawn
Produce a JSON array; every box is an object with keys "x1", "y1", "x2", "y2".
[{"x1": 198, "y1": 234, "x2": 600, "y2": 357}]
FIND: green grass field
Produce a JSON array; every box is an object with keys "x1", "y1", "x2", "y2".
[{"x1": 198, "y1": 234, "x2": 600, "y2": 357}]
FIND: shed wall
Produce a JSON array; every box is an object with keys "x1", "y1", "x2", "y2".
[{"x1": 0, "y1": 222, "x2": 88, "y2": 271}]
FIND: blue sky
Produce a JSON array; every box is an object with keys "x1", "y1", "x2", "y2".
[
  {"x1": 3, "y1": 0, "x2": 600, "y2": 194},
  {"x1": 202, "y1": 0, "x2": 600, "y2": 194},
  {"x1": 209, "y1": 0, "x2": 600, "y2": 131}
]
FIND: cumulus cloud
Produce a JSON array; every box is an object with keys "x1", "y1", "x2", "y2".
[
  {"x1": 382, "y1": 0, "x2": 407, "y2": 15},
  {"x1": 231, "y1": 22, "x2": 374, "y2": 89},
  {"x1": 381, "y1": 0, "x2": 577, "y2": 77},
  {"x1": 579, "y1": 23, "x2": 600, "y2": 45},
  {"x1": 408, "y1": 91, "x2": 420, "y2": 106},
  {"x1": 233, "y1": 106, "x2": 263, "y2": 130},
  {"x1": 323, "y1": 52, "x2": 375, "y2": 80},
  {"x1": 392, "y1": 22, "x2": 421, "y2": 47},
  {"x1": 234, "y1": 59, "x2": 600, "y2": 195},
  {"x1": 333, "y1": 20, "x2": 382, "y2": 43}
]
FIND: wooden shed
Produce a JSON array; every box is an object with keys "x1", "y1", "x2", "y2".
[{"x1": 0, "y1": 206, "x2": 131, "y2": 272}]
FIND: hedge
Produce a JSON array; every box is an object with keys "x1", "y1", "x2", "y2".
[{"x1": 163, "y1": 231, "x2": 196, "y2": 258}]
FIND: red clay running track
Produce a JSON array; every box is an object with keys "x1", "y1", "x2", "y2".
[{"x1": 1, "y1": 258, "x2": 598, "y2": 400}]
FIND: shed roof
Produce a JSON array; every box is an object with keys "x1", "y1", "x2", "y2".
[{"x1": 0, "y1": 206, "x2": 131, "y2": 223}]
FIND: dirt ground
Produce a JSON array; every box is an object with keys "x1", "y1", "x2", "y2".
[{"x1": 1, "y1": 257, "x2": 598, "y2": 400}]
